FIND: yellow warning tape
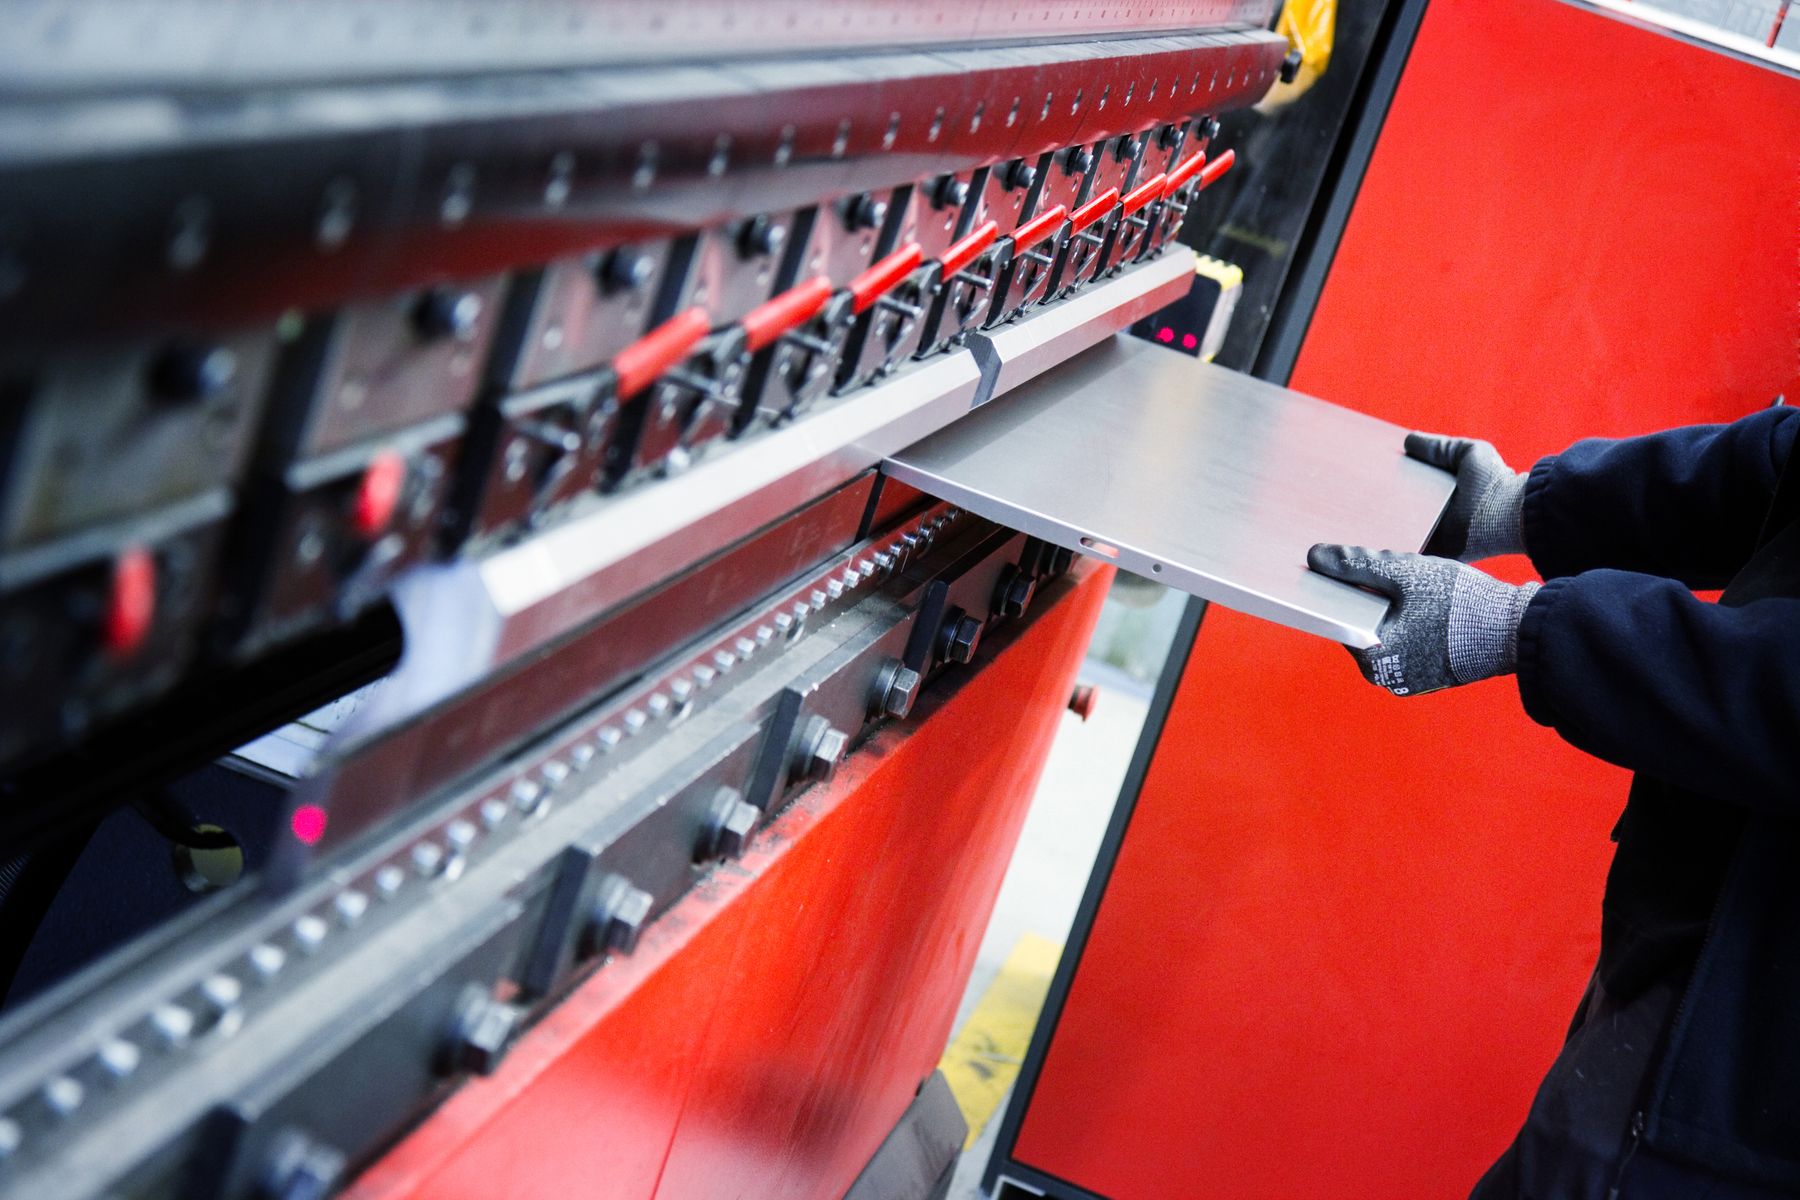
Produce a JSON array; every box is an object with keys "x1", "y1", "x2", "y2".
[{"x1": 937, "y1": 932, "x2": 1063, "y2": 1150}]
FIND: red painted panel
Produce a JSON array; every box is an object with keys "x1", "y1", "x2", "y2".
[
  {"x1": 1014, "y1": 5, "x2": 1800, "y2": 1199},
  {"x1": 347, "y1": 560, "x2": 1113, "y2": 1200}
]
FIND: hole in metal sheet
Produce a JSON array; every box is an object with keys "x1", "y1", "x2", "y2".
[{"x1": 1080, "y1": 536, "x2": 1120, "y2": 559}]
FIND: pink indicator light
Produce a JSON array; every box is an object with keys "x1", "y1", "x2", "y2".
[
  {"x1": 1156, "y1": 325, "x2": 1175, "y2": 343},
  {"x1": 1182, "y1": 333, "x2": 1199, "y2": 350},
  {"x1": 291, "y1": 804, "x2": 328, "y2": 846}
]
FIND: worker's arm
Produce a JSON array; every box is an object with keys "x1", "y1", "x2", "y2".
[
  {"x1": 1420, "y1": 407, "x2": 1798, "y2": 586},
  {"x1": 1516, "y1": 571, "x2": 1800, "y2": 806}
]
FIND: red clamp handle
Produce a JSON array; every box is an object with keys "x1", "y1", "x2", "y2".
[
  {"x1": 351, "y1": 449, "x2": 407, "y2": 538},
  {"x1": 1194, "y1": 149, "x2": 1236, "y2": 192},
  {"x1": 1070, "y1": 187, "x2": 1121, "y2": 231},
  {"x1": 1163, "y1": 150, "x2": 1208, "y2": 195},
  {"x1": 849, "y1": 243, "x2": 924, "y2": 315},
  {"x1": 1122, "y1": 173, "x2": 1167, "y2": 216},
  {"x1": 742, "y1": 276, "x2": 834, "y2": 353},
  {"x1": 940, "y1": 220, "x2": 1000, "y2": 278},
  {"x1": 103, "y1": 545, "x2": 156, "y2": 659},
  {"x1": 614, "y1": 307, "x2": 711, "y2": 400},
  {"x1": 1011, "y1": 204, "x2": 1069, "y2": 252}
]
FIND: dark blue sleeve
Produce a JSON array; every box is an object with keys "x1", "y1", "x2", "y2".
[
  {"x1": 1521, "y1": 407, "x2": 1799, "y2": 589},
  {"x1": 1515, "y1": 571, "x2": 1800, "y2": 807}
]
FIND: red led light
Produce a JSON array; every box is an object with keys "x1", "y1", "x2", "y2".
[
  {"x1": 1156, "y1": 326, "x2": 1175, "y2": 343},
  {"x1": 1182, "y1": 333, "x2": 1199, "y2": 350},
  {"x1": 291, "y1": 804, "x2": 329, "y2": 846}
]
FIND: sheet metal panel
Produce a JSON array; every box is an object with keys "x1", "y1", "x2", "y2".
[{"x1": 885, "y1": 335, "x2": 1454, "y2": 647}]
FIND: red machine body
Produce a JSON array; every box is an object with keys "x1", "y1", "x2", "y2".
[
  {"x1": 346, "y1": 563, "x2": 1113, "y2": 1200},
  {"x1": 1007, "y1": 4, "x2": 1800, "y2": 1197}
]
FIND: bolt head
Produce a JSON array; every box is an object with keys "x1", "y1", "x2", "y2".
[
  {"x1": 798, "y1": 716, "x2": 850, "y2": 783},
  {"x1": 714, "y1": 793, "x2": 759, "y2": 859},
  {"x1": 453, "y1": 989, "x2": 522, "y2": 1075},
  {"x1": 149, "y1": 342, "x2": 238, "y2": 404},
  {"x1": 414, "y1": 287, "x2": 482, "y2": 341},
  {"x1": 942, "y1": 613, "x2": 983, "y2": 664},
  {"x1": 598, "y1": 248, "x2": 654, "y2": 293},
  {"x1": 739, "y1": 215, "x2": 787, "y2": 258},
  {"x1": 590, "y1": 876, "x2": 654, "y2": 956},
  {"x1": 880, "y1": 663, "x2": 922, "y2": 719},
  {"x1": 1000, "y1": 573, "x2": 1037, "y2": 618}
]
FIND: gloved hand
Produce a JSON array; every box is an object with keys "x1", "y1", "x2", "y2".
[
  {"x1": 1306, "y1": 544, "x2": 1540, "y2": 696},
  {"x1": 1406, "y1": 432, "x2": 1528, "y2": 562}
]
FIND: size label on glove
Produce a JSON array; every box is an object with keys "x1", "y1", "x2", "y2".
[{"x1": 1371, "y1": 652, "x2": 1409, "y2": 695}]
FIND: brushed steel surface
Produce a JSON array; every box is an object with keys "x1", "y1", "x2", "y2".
[
  {"x1": 340, "y1": 252, "x2": 1197, "y2": 740},
  {"x1": 883, "y1": 336, "x2": 1455, "y2": 647}
]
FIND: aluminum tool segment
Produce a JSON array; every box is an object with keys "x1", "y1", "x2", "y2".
[{"x1": 883, "y1": 336, "x2": 1457, "y2": 648}]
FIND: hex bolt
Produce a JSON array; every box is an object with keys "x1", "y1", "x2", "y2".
[
  {"x1": 1064, "y1": 146, "x2": 1094, "y2": 175},
  {"x1": 587, "y1": 875, "x2": 654, "y2": 957},
  {"x1": 938, "y1": 609, "x2": 983, "y2": 665},
  {"x1": 149, "y1": 342, "x2": 238, "y2": 404},
  {"x1": 1114, "y1": 133, "x2": 1137, "y2": 161},
  {"x1": 796, "y1": 715, "x2": 850, "y2": 784},
  {"x1": 598, "y1": 248, "x2": 655, "y2": 293},
  {"x1": 413, "y1": 287, "x2": 483, "y2": 341},
  {"x1": 1048, "y1": 546, "x2": 1076, "y2": 575},
  {"x1": 995, "y1": 566, "x2": 1038, "y2": 619},
  {"x1": 1158, "y1": 124, "x2": 1181, "y2": 150},
  {"x1": 1005, "y1": 160, "x2": 1038, "y2": 190},
  {"x1": 933, "y1": 175, "x2": 970, "y2": 210},
  {"x1": 738, "y1": 215, "x2": 787, "y2": 259},
  {"x1": 448, "y1": 985, "x2": 523, "y2": 1076},
  {"x1": 701, "y1": 786, "x2": 760, "y2": 860},
  {"x1": 872, "y1": 658, "x2": 922, "y2": 720},
  {"x1": 260, "y1": 1129, "x2": 346, "y2": 1200},
  {"x1": 844, "y1": 193, "x2": 888, "y2": 231},
  {"x1": 1280, "y1": 48, "x2": 1304, "y2": 83},
  {"x1": 1197, "y1": 115, "x2": 1222, "y2": 142}
]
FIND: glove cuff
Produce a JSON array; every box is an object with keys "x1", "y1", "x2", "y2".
[
  {"x1": 1463, "y1": 469, "x2": 1528, "y2": 560},
  {"x1": 1447, "y1": 573, "x2": 1539, "y2": 684}
]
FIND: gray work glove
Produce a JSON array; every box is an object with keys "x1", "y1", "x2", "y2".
[
  {"x1": 1406, "y1": 432, "x2": 1528, "y2": 562},
  {"x1": 1306, "y1": 544, "x2": 1540, "y2": 696}
]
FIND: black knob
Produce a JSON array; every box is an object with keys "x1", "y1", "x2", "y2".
[
  {"x1": 738, "y1": 215, "x2": 787, "y2": 259},
  {"x1": 1196, "y1": 115, "x2": 1222, "y2": 142},
  {"x1": 933, "y1": 175, "x2": 971, "y2": 210},
  {"x1": 1064, "y1": 146, "x2": 1094, "y2": 176},
  {"x1": 1114, "y1": 134, "x2": 1137, "y2": 162},
  {"x1": 938, "y1": 609, "x2": 983, "y2": 665},
  {"x1": 1280, "y1": 48, "x2": 1304, "y2": 84},
  {"x1": 1048, "y1": 546, "x2": 1076, "y2": 575},
  {"x1": 413, "y1": 287, "x2": 483, "y2": 341},
  {"x1": 844, "y1": 193, "x2": 888, "y2": 231},
  {"x1": 1005, "y1": 160, "x2": 1038, "y2": 190},
  {"x1": 598, "y1": 248, "x2": 655, "y2": 293},
  {"x1": 1158, "y1": 124, "x2": 1181, "y2": 150},
  {"x1": 148, "y1": 343, "x2": 237, "y2": 404}
]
